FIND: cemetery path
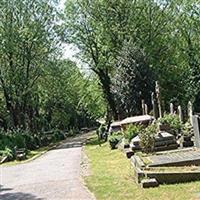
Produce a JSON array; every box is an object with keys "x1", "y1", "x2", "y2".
[{"x1": 0, "y1": 132, "x2": 95, "y2": 200}]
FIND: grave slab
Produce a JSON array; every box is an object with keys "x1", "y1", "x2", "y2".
[{"x1": 147, "y1": 149, "x2": 200, "y2": 167}]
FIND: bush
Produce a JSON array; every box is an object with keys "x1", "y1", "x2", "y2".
[
  {"x1": 22, "y1": 134, "x2": 38, "y2": 150},
  {"x1": 139, "y1": 124, "x2": 157, "y2": 153},
  {"x1": 108, "y1": 134, "x2": 123, "y2": 149},
  {"x1": 182, "y1": 120, "x2": 193, "y2": 136},
  {"x1": 54, "y1": 130, "x2": 66, "y2": 140},
  {"x1": 0, "y1": 147, "x2": 14, "y2": 161},
  {"x1": 12, "y1": 134, "x2": 26, "y2": 148},
  {"x1": 159, "y1": 114, "x2": 183, "y2": 135},
  {"x1": 124, "y1": 124, "x2": 142, "y2": 142}
]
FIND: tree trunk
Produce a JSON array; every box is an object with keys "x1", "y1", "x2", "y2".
[{"x1": 96, "y1": 69, "x2": 118, "y2": 120}]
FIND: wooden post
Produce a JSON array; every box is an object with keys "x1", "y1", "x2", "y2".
[
  {"x1": 155, "y1": 81, "x2": 162, "y2": 118},
  {"x1": 170, "y1": 103, "x2": 174, "y2": 115},
  {"x1": 177, "y1": 105, "x2": 183, "y2": 122}
]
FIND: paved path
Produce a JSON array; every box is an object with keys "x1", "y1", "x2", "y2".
[{"x1": 0, "y1": 133, "x2": 95, "y2": 200}]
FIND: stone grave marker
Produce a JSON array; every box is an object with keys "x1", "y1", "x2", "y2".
[
  {"x1": 151, "y1": 92, "x2": 157, "y2": 119},
  {"x1": 144, "y1": 104, "x2": 148, "y2": 115},
  {"x1": 188, "y1": 101, "x2": 193, "y2": 125},
  {"x1": 170, "y1": 103, "x2": 174, "y2": 115},
  {"x1": 155, "y1": 81, "x2": 162, "y2": 118},
  {"x1": 192, "y1": 115, "x2": 200, "y2": 148},
  {"x1": 178, "y1": 105, "x2": 183, "y2": 122},
  {"x1": 141, "y1": 100, "x2": 145, "y2": 115}
]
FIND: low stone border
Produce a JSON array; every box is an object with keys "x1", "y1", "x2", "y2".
[
  {"x1": 145, "y1": 170, "x2": 200, "y2": 184},
  {"x1": 131, "y1": 154, "x2": 200, "y2": 186}
]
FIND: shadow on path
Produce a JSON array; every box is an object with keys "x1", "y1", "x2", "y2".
[
  {"x1": 0, "y1": 185, "x2": 43, "y2": 200},
  {"x1": 0, "y1": 192, "x2": 43, "y2": 200}
]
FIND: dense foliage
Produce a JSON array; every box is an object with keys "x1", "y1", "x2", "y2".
[
  {"x1": 139, "y1": 123, "x2": 157, "y2": 153},
  {"x1": 124, "y1": 124, "x2": 142, "y2": 142},
  {"x1": 64, "y1": 0, "x2": 200, "y2": 118},
  {"x1": 0, "y1": 0, "x2": 106, "y2": 159}
]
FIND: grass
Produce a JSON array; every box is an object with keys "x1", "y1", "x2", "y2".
[{"x1": 84, "y1": 135, "x2": 200, "y2": 200}]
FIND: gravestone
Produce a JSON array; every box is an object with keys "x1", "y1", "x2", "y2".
[
  {"x1": 141, "y1": 100, "x2": 145, "y2": 115},
  {"x1": 188, "y1": 101, "x2": 193, "y2": 125},
  {"x1": 130, "y1": 132, "x2": 178, "y2": 152},
  {"x1": 178, "y1": 105, "x2": 183, "y2": 122},
  {"x1": 192, "y1": 115, "x2": 200, "y2": 148},
  {"x1": 144, "y1": 104, "x2": 148, "y2": 115},
  {"x1": 151, "y1": 92, "x2": 157, "y2": 119},
  {"x1": 155, "y1": 81, "x2": 162, "y2": 118},
  {"x1": 170, "y1": 103, "x2": 174, "y2": 115}
]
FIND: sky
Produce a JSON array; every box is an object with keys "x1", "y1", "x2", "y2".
[
  {"x1": 59, "y1": 0, "x2": 78, "y2": 62},
  {"x1": 58, "y1": 0, "x2": 91, "y2": 74}
]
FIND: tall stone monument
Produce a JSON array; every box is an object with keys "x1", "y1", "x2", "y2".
[{"x1": 155, "y1": 81, "x2": 162, "y2": 118}]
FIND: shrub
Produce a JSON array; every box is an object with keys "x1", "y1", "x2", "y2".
[
  {"x1": 54, "y1": 130, "x2": 66, "y2": 140},
  {"x1": 124, "y1": 124, "x2": 142, "y2": 142},
  {"x1": 108, "y1": 134, "x2": 123, "y2": 149},
  {"x1": 0, "y1": 147, "x2": 14, "y2": 161},
  {"x1": 139, "y1": 124, "x2": 157, "y2": 153},
  {"x1": 12, "y1": 134, "x2": 26, "y2": 148},
  {"x1": 22, "y1": 134, "x2": 38, "y2": 150},
  {"x1": 68, "y1": 129, "x2": 76, "y2": 137},
  {"x1": 182, "y1": 120, "x2": 193, "y2": 136},
  {"x1": 0, "y1": 135, "x2": 13, "y2": 150},
  {"x1": 159, "y1": 114, "x2": 183, "y2": 135}
]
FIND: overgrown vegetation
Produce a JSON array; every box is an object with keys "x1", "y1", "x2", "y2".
[
  {"x1": 159, "y1": 114, "x2": 183, "y2": 136},
  {"x1": 123, "y1": 124, "x2": 142, "y2": 142},
  {"x1": 139, "y1": 124, "x2": 157, "y2": 153},
  {"x1": 0, "y1": 129, "x2": 67, "y2": 161},
  {"x1": 108, "y1": 132, "x2": 123, "y2": 149}
]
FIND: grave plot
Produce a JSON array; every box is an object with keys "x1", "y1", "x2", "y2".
[{"x1": 131, "y1": 147, "x2": 200, "y2": 188}]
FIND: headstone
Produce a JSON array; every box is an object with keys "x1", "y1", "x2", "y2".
[
  {"x1": 151, "y1": 92, "x2": 156, "y2": 118},
  {"x1": 144, "y1": 104, "x2": 148, "y2": 115},
  {"x1": 170, "y1": 103, "x2": 174, "y2": 115},
  {"x1": 155, "y1": 81, "x2": 162, "y2": 118},
  {"x1": 178, "y1": 105, "x2": 183, "y2": 122},
  {"x1": 141, "y1": 100, "x2": 145, "y2": 115},
  {"x1": 192, "y1": 115, "x2": 200, "y2": 148},
  {"x1": 188, "y1": 101, "x2": 193, "y2": 125}
]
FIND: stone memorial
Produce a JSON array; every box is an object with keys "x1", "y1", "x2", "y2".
[
  {"x1": 192, "y1": 115, "x2": 200, "y2": 148},
  {"x1": 151, "y1": 92, "x2": 158, "y2": 119},
  {"x1": 141, "y1": 100, "x2": 145, "y2": 115},
  {"x1": 170, "y1": 103, "x2": 174, "y2": 115},
  {"x1": 188, "y1": 101, "x2": 193, "y2": 125},
  {"x1": 155, "y1": 81, "x2": 162, "y2": 118},
  {"x1": 178, "y1": 105, "x2": 183, "y2": 122},
  {"x1": 144, "y1": 104, "x2": 148, "y2": 115},
  {"x1": 130, "y1": 131, "x2": 178, "y2": 152}
]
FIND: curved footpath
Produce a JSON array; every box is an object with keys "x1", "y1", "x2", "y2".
[{"x1": 0, "y1": 132, "x2": 95, "y2": 200}]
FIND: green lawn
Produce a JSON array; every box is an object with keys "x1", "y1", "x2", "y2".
[{"x1": 84, "y1": 135, "x2": 200, "y2": 200}]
